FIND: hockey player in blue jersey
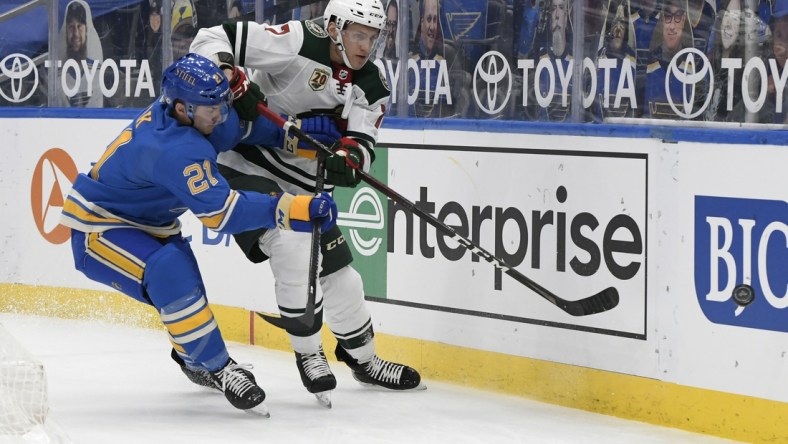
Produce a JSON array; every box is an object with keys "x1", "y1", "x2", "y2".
[{"x1": 59, "y1": 53, "x2": 341, "y2": 416}]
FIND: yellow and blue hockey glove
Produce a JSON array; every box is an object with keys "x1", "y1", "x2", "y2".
[
  {"x1": 274, "y1": 192, "x2": 337, "y2": 233},
  {"x1": 280, "y1": 115, "x2": 342, "y2": 158}
]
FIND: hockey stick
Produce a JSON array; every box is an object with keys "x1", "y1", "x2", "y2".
[
  {"x1": 256, "y1": 113, "x2": 326, "y2": 332},
  {"x1": 255, "y1": 103, "x2": 619, "y2": 316}
]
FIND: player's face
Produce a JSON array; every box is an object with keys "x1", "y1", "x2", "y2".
[
  {"x1": 662, "y1": 6, "x2": 685, "y2": 50},
  {"x1": 191, "y1": 102, "x2": 230, "y2": 135},
  {"x1": 721, "y1": 0, "x2": 741, "y2": 51},
  {"x1": 421, "y1": 0, "x2": 439, "y2": 54},
  {"x1": 66, "y1": 19, "x2": 86, "y2": 54},
  {"x1": 340, "y1": 22, "x2": 381, "y2": 68}
]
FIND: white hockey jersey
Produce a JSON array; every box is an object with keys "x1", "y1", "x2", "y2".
[{"x1": 190, "y1": 19, "x2": 391, "y2": 194}]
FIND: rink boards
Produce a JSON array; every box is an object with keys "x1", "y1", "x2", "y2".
[{"x1": 0, "y1": 115, "x2": 786, "y2": 442}]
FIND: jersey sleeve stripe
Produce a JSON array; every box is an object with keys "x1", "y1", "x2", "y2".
[
  {"x1": 236, "y1": 21, "x2": 248, "y2": 66},
  {"x1": 194, "y1": 190, "x2": 240, "y2": 231}
]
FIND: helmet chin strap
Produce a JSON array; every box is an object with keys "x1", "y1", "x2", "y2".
[{"x1": 330, "y1": 30, "x2": 357, "y2": 69}]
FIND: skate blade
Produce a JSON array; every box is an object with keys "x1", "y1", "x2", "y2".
[
  {"x1": 356, "y1": 380, "x2": 428, "y2": 391},
  {"x1": 314, "y1": 390, "x2": 332, "y2": 408},
  {"x1": 352, "y1": 373, "x2": 427, "y2": 391},
  {"x1": 244, "y1": 402, "x2": 271, "y2": 418}
]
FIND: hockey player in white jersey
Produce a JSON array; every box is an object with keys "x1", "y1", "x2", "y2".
[{"x1": 190, "y1": 0, "x2": 424, "y2": 407}]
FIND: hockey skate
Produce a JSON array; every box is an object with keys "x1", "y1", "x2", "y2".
[
  {"x1": 211, "y1": 359, "x2": 269, "y2": 417},
  {"x1": 295, "y1": 345, "x2": 336, "y2": 408},
  {"x1": 335, "y1": 344, "x2": 426, "y2": 391},
  {"x1": 170, "y1": 348, "x2": 220, "y2": 391}
]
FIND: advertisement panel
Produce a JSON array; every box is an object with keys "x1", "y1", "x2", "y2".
[
  {"x1": 6, "y1": 117, "x2": 788, "y2": 403},
  {"x1": 665, "y1": 141, "x2": 788, "y2": 402}
]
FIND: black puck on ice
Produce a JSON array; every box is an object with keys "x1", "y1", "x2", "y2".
[{"x1": 732, "y1": 284, "x2": 755, "y2": 307}]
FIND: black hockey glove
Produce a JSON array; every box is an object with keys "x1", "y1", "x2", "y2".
[
  {"x1": 279, "y1": 115, "x2": 342, "y2": 157},
  {"x1": 228, "y1": 66, "x2": 266, "y2": 121},
  {"x1": 326, "y1": 137, "x2": 364, "y2": 187}
]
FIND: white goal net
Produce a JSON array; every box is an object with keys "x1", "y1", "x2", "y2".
[{"x1": 0, "y1": 322, "x2": 70, "y2": 443}]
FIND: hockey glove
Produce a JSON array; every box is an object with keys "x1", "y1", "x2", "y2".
[
  {"x1": 326, "y1": 137, "x2": 364, "y2": 187},
  {"x1": 280, "y1": 115, "x2": 342, "y2": 157},
  {"x1": 275, "y1": 192, "x2": 337, "y2": 233},
  {"x1": 228, "y1": 66, "x2": 266, "y2": 121}
]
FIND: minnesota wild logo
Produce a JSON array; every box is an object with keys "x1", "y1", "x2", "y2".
[{"x1": 305, "y1": 19, "x2": 327, "y2": 38}]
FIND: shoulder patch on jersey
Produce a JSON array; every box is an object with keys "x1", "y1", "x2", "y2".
[
  {"x1": 305, "y1": 19, "x2": 328, "y2": 38},
  {"x1": 309, "y1": 67, "x2": 331, "y2": 91}
]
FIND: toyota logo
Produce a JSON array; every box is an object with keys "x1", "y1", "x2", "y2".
[
  {"x1": 665, "y1": 47, "x2": 713, "y2": 119},
  {"x1": 0, "y1": 53, "x2": 39, "y2": 104},
  {"x1": 473, "y1": 51, "x2": 511, "y2": 115}
]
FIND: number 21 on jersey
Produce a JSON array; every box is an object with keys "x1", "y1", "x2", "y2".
[{"x1": 183, "y1": 160, "x2": 219, "y2": 195}]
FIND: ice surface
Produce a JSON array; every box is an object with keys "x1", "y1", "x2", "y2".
[{"x1": 0, "y1": 314, "x2": 737, "y2": 444}]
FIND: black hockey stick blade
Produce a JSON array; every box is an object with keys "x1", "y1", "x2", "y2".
[
  {"x1": 255, "y1": 300, "x2": 315, "y2": 332},
  {"x1": 255, "y1": 311, "x2": 312, "y2": 333},
  {"x1": 554, "y1": 286, "x2": 620, "y2": 316}
]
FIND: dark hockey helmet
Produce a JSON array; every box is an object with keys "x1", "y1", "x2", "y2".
[{"x1": 161, "y1": 52, "x2": 232, "y2": 122}]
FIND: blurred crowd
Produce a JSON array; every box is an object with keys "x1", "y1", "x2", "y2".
[{"x1": 2, "y1": 0, "x2": 787, "y2": 125}]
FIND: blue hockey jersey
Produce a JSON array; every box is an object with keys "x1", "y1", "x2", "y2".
[{"x1": 60, "y1": 101, "x2": 284, "y2": 236}]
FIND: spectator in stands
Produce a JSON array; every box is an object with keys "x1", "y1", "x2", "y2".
[
  {"x1": 704, "y1": 0, "x2": 747, "y2": 121},
  {"x1": 409, "y1": 0, "x2": 451, "y2": 117},
  {"x1": 171, "y1": 0, "x2": 198, "y2": 60},
  {"x1": 410, "y1": 0, "x2": 444, "y2": 62},
  {"x1": 384, "y1": 0, "x2": 398, "y2": 60},
  {"x1": 595, "y1": 0, "x2": 638, "y2": 119},
  {"x1": 688, "y1": 0, "x2": 717, "y2": 52},
  {"x1": 632, "y1": 0, "x2": 660, "y2": 116},
  {"x1": 532, "y1": 0, "x2": 575, "y2": 121},
  {"x1": 644, "y1": 0, "x2": 705, "y2": 119},
  {"x1": 762, "y1": 0, "x2": 788, "y2": 123},
  {"x1": 59, "y1": 0, "x2": 103, "y2": 107}
]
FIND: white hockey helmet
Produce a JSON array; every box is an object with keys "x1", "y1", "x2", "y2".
[
  {"x1": 323, "y1": 0, "x2": 386, "y2": 69},
  {"x1": 323, "y1": 0, "x2": 386, "y2": 33}
]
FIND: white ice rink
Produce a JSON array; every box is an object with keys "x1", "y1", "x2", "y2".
[{"x1": 0, "y1": 314, "x2": 737, "y2": 444}]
